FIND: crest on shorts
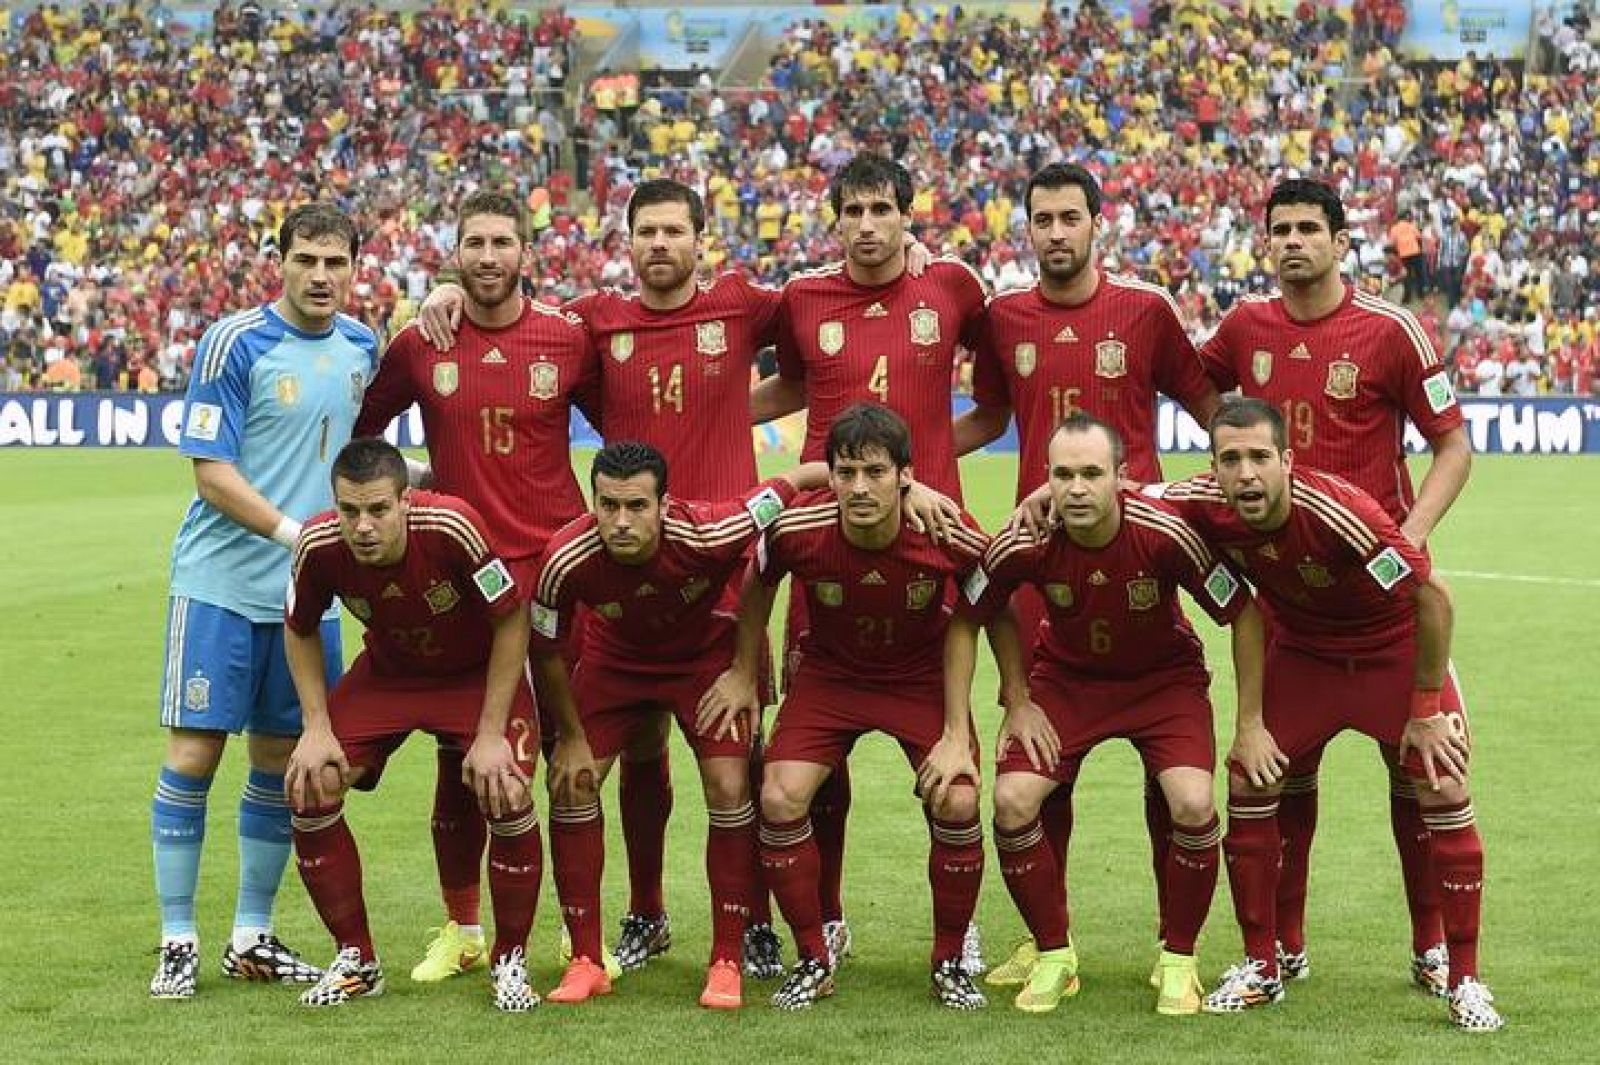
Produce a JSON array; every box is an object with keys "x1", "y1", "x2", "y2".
[
  {"x1": 529, "y1": 361, "x2": 559, "y2": 400},
  {"x1": 909, "y1": 307, "x2": 940, "y2": 346},
  {"x1": 1297, "y1": 560, "x2": 1334, "y2": 588},
  {"x1": 349, "y1": 371, "x2": 366, "y2": 405},
  {"x1": 425, "y1": 580, "x2": 460, "y2": 615},
  {"x1": 696, "y1": 320, "x2": 727, "y2": 355},
  {"x1": 1094, "y1": 338, "x2": 1127, "y2": 378},
  {"x1": 680, "y1": 576, "x2": 710, "y2": 604},
  {"x1": 1325, "y1": 359, "x2": 1359, "y2": 400},
  {"x1": 183, "y1": 675, "x2": 210, "y2": 713},
  {"x1": 1045, "y1": 583, "x2": 1074, "y2": 609},
  {"x1": 818, "y1": 321, "x2": 844, "y2": 356},
  {"x1": 1251, "y1": 349, "x2": 1273, "y2": 386},
  {"x1": 597, "y1": 601, "x2": 623, "y2": 619},
  {"x1": 906, "y1": 578, "x2": 938, "y2": 611},
  {"x1": 276, "y1": 374, "x2": 301, "y2": 407},
  {"x1": 1014, "y1": 343, "x2": 1037, "y2": 378},
  {"x1": 433, "y1": 361, "x2": 459, "y2": 397},
  {"x1": 814, "y1": 581, "x2": 844, "y2": 607},
  {"x1": 1126, "y1": 577, "x2": 1160, "y2": 611},
  {"x1": 611, "y1": 333, "x2": 634, "y2": 363},
  {"x1": 342, "y1": 596, "x2": 372, "y2": 621}
]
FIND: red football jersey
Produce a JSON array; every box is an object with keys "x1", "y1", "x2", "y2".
[
  {"x1": 1153, "y1": 468, "x2": 1431, "y2": 656},
  {"x1": 287, "y1": 491, "x2": 523, "y2": 679},
  {"x1": 776, "y1": 258, "x2": 988, "y2": 501},
  {"x1": 973, "y1": 274, "x2": 1216, "y2": 497},
  {"x1": 758, "y1": 490, "x2": 990, "y2": 684},
  {"x1": 569, "y1": 273, "x2": 779, "y2": 500},
  {"x1": 962, "y1": 491, "x2": 1248, "y2": 681},
  {"x1": 1198, "y1": 284, "x2": 1464, "y2": 521},
  {"x1": 530, "y1": 480, "x2": 796, "y2": 672},
  {"x1": 354, "y1": 300, "x2": 601, "y2": 563}
]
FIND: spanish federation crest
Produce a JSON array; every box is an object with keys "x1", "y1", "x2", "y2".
[
  {"x1": 425, "y1": 581, "x2": 461, "y2": 615},
  {"x1": 906, "y1": 578, "x2": 938, "y2": 611},
  {"x1": 1045, "y1": 582, "x2": 1074, "y2": 608},
  {"x1": 909, "y1": 307, "x2": 940, "y2": 346},
  {"x1": 681, "y1": 576, "x2": 711, "y2": 604},
  {"x1": 184, "y1": 675, "x2": 211, "y2": 712},
  {"x1": 1126, "y1": 577, "x2": 1160, "y2": 611},
  {"x1": 1094, "y1": 338, "x2": 1127, "y2": 378},
  {"x1": 342, "y1": 596, "x2": 372, "y2": 621},
  {"x1": 276, "y1": 374, "x2": 301, "y2": 406},
  {"x1": 529, "y1": 361, "x2": 559, "y2": 400},
  {"x1": 1251, "y1": 349, "x2": 1273, "y2": 386},
  {"x1": 611, "y1": 333, "x2": 634, "y2": 363},
  {"x1": 1325, "y1": 359, "x2": 1359, "y2": 400},
  {"x1": 696, "y1": 320, "x2": 727, "y2": 355},
  {"x1": 1297, "y1": 560, "x2": 1334, "y2": 588},
  {"x1": 433, "y1": 361, "x2": 459, "y2": 397},
  {"x1": 818, "y1": 321, "x2": 844, "y2": 356},
  {"x1": 1014, "y1": 343, "x2": 1037, "y2": 378},
  {"x1": 815, "y1": 581, "x2": 844, "y2": 607}
]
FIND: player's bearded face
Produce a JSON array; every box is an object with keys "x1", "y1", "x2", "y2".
[
  {"x1": 594, "y1": 472, "x2": 664, "y2": 563},
  {"x1": 1029, "y1": 184, "x2": 1097, "y2": 286},
  {"x1": 278, "y1": 233, "x2": 354, "y2": 331},
  {"x1": 456, "y1": 214, "x2": 527, "y2": 309},
  {"x1": 829, "y1": 446, "x2": 910, "y2": 533},
  {"x1": 630, "y1": 202, "x2": 699, "y2": 295},
  {"x1": 334, "y1": 476, "x2": 410, "y2": 566},
  {"x1": 1267, "y1": 204, "x2": 1348, "y2": 286},
  {"x1": 1211, "y1": 423, "x2": 1293, "y2": 530},
  {"x1": 837, "y1": 187, "x2": 907, "y2": 271},
  {"x1": 1046, "y1": 428, "x2": 1121, "y2": 537}
]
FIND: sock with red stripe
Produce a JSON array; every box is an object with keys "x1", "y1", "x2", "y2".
[
  {"x1": 549, "y1": 801, "x2": 605, "y2": 961},
  {"x1": 760, "y1": 815, "x2": 827, "y2": 963},
  {"x1": 487, "y1": 805, "x2": 543, "y2": 964},
  {"x1": 1422, "y1": 799, "x2": 1484, "y2": 989},
  {"x1": 994, "y1": 817, "x2": 1068, "y2": 950},
  {"x1": 1162, "y1": 814, "x2": 1221, "y2": 956},
  {"x1": 292, "y1": 803, "x2": 375, "y2": 962},
  {"x1": 928, "y1": 815, "x2": 984, "y2": 965},
  {"x1": 707, "y1": 801, "x2": 759, "y2": 964}
]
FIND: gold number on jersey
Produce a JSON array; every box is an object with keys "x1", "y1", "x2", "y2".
[
  {"x1": 868, "y1": 355, "x2": 890, "y2": 403},
  {"x1": 1279, "y1": 400, "x2": 1315, "y2": 449},
  {"x1": 389, "y1": 626, "x2": 443, "y2": 658},
  {"x1": 480, "y1": 406, "x2": 515, "y2": 455},
  {"x1": 648, "y1": 363, "x2": 684, "y2": 415},
  {"x1": 854, "y1": 615, "x2": 895, "y2": 648},
  {"x1": 1089, "y1": 618, "x2": 1113, "y2": 656},
  {"x1": 1050, "y1": 386, "x2": 1082, "y2": 423}
]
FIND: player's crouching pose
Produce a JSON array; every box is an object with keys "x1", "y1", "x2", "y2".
[
  {"x1": 282, "y1": 440, "x2": 545, "y2": 1012},
  {"x1": 1155, "y1": 399, "x2": 1502, "y2": 1032},
  {"x1": 531, "y1": 442, "x2": 827, "y2": 1010},
  {"x1": 957, "y1": 414, "x2": 1264, "y2": 1016},
  {"x1": 699, "y1": 403, "x2": 995, "y2": 1011}
]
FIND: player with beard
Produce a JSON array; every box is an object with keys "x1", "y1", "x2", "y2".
[
  {"x1": 955, "y1": 164, "x2": 1223, "y2": 988},
  {"x1": 354, "y1": 190, "x2": 602, "y2": 986}
]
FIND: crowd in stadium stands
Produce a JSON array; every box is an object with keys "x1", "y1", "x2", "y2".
[{"x1": 2, "y1": 0, "x2": 1597, "y2": 398}]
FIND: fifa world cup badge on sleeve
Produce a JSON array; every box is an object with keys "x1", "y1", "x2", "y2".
[
  {"x1": 1366, "y1": 547, "x2": 1412, "y2": 590},
  {"x1": 1204, "y1": 565, "x2": 1238, "y2": 608},
  {"x1": 531, "y1": 601, "x2": 560, "y2": 639},
  {"x1": 746, "y1": 487, "x2": 786, "y2": 530},
  {"x1": 1424, "y1": 372, "x2": 1458, "y2": 413},
  {"x1": 472, "y1": 559, "x2": 514, "y2": 603},
  {"x1": 185, "y1": 402, "x2": 222, "y2": 441}
]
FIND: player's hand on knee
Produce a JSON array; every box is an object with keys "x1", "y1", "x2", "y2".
[
  {"x1": 463, "y1": 732, "x2": 528, "y2": 819},
  {"x1": 903, "y1": 481, "x2": 959, "y2": 542},
  {"x1": 1399, "y1": 715, "x2": 1469, "y2": 791},
  {"x1": 918, "y1": 734, "x2": 979, "y2": 809},
  {"x1": 417, "y1": 283, "x2": 465, "y2": 351},
  {"x1": 1228, "y1": 725, "x2": 1289, "y2": 790},
  {"x1": 547, "y1": 734, "x2": 599, "y2": 807},
  {"x1": 997, "y1": 700, "x2": 1060, "y2": 773},
  {"x1": 695, "y1": 670, "x2": 758, "y2": 741},
  {"x1": 285, "y1": 728, "x2": 350, "y2": 811}
]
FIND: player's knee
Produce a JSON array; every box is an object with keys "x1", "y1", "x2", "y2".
[
  {"x1": 247, "y1": 731, "x2": 297, "y2": 772},
  {"x1": 992, "y1": 775, "x2": 1043, "y2": 830},
  {"x1": 929, "y1": 783, "x2": 978, "y2": 823},
  {"x1": 1415, "y1": 778, "x2": 1471, "y2": 808},
  {"x1": 699, "y1": 759, "x2": 751, "y2": 809},
  {"x1": 1166, "y1": 788, "x2": 1216, "y2": 828},
  {"x1": 760, "y1": 776, "x2": 810, "y2": 823},
  {"x1": 1227, "y1": 769, "x2": 1281, "y2": 801},
  {"x1": 165, "y1": 728, "x2": 227, "y2": 777}
]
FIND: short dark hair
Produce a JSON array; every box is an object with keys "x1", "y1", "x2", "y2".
[
  {"x1": 1025, "y1": 163, "x2": 1103, "y2": 218},
  {"x1": 332, "y1": 438, "x2": 408, "y2": 493},
  {"x1": 591, "y1": 440, "x2": 668, "y2": 498},
  {"x1": 1265, "y1": 179, "x2": 1347, "y2": 234},
  {"x1": 279, "y1": 203, "x2": 360, "y2": 259},
  {"x1": 458, "y1": 189, "x2": 530, "y2": 243},
  {"x1": 1051, "y1": 411, "x2": 1124, "y2": 466},
  {"x1": 825, "y1": 402, "x2": 912, "y2": 469},
  {"x1": 829, "y1": 153, "x2": 914, "y2": 217},
  {"x1": 1208, "y1": 397, "x2": 1287, "y2": 452},
  {"x1": 626, "y1": 179, "x2": 706, "y2": 235}
]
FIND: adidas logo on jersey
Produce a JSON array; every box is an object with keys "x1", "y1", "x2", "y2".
[
  {"x1": 861, "y1": 570, "x2": 887, "y2": 585},
  {"x1": 864, "y1": 302, "x2": 888, "y2": 319},
  {"x1": 1088, "y1": 570, "x2": 1108, "y2": 585},
  {"x1": 1054, "y1": 325, "x2": 1079, "y2": 343},
  {"x1": 482, "y1": 347, "x2": 507, "y2": 364},
  {"x1": 635, "y1": 583, "x2": 658, "y2": 597},
  {"x1": 382, "y1": 582, "x2": 405, "y2": 599},
  {"x1": 1288, "y1": 343, "x2": 1311, "y2": 360}
]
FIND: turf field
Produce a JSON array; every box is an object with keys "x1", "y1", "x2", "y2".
[{"x1": 1, "y1": 448, "x2": 1595, "y2": 1063}]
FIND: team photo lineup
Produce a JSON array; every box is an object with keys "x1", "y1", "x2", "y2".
[{"x1": 18, "y1": 0, "x2": 1596, "y2": 1047}]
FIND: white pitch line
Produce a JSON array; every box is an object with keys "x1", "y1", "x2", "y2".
[{"x1": 1438, "y1": 568, "x2": 1600, "y2": 589}]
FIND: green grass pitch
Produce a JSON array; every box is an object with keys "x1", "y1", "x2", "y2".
[{"x1": 1, "y1": 449, "x2": 1596, "y2": 1063}]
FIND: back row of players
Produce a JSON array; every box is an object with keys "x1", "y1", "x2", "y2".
[{"x1": 148, "y1": 155, "x2": 1500, "y2": 1031}]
